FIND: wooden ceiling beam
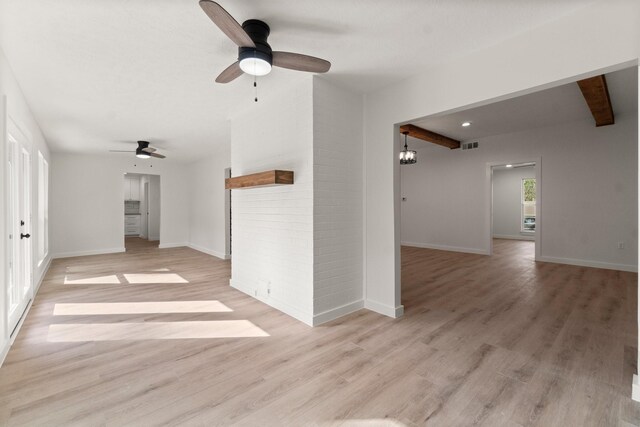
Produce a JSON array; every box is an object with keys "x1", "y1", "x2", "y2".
[
  {"x1": 577, "y1": 75, "x2": 614, "y2": 127},
  {"x1": 399, "y1": 124, "x2": 460, "y2": 150}
]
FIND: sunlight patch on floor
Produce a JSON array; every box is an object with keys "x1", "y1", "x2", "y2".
[
  {"x1": 63, "y1": 275, "x2": 121, "y2": 285},
  {"x1": 53, "y1": 300, "x2": 233, "y2": 315},
  {"x1": 123, "y1": 273, "x2": 188, "y2": 284},
  {"x1": 47, "y1": 320, "x2": 269, "y2": 341}
]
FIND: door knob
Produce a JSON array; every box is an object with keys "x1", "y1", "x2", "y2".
[{"x1": 20, "y1": 233, "x2": 30, "y2": 239}]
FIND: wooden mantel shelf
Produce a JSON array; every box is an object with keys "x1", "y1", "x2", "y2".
[{"x1": 225, "y1": 170, "x2": 294, "y2": 190}]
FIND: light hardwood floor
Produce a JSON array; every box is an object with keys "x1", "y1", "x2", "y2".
[
  {"x1": 0, "y1": 239, "x2": 638, "y2": 426},
  {"x1": 125, "y1": 236, "x2": 159, "y2": 252}
]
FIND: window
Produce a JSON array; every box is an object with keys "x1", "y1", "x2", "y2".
[
  {"x1": 521, "y1": 178, "x2": 536, "y2": 232},
  {"x1": 37, "y1": 152, "x2": 49, "y2": 264}
]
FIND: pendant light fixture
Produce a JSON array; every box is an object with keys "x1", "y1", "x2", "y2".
[{"x1": 399, "y1": 131, "x2": 417, "y2": 165}]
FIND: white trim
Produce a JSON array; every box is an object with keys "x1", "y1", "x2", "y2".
[
  {"x1": 633, "y1": 375, "x2": 640, "y2": 402},
  {"x1": 538, "y1": 255, "x2": 637, "y2": 273},
  {"x1": 230, "y1": 279, "x2": 313, "y2": 326},
  {"x1": 364, "y1": 299, "x2": 404, "y2": 318},
  {"x1": 493, "y1": 234, "x2": 535, "y2": 241},
  {"x1": 158, "y1": 242, "x2": 188, "y2": 249},
  {"x1": 148, "y1": 235, "x2": 160, "y2": 241},
  {"x1": 313, "y1": 300, "x2": 364, "y2": 326},
  {"x1": 187, "y1": 243, "x2": 230, "y2": 260},
  {"x1": 34, "y1": 255, "x2": 52, "y2": 294},
  {"x1": 401, "y1": 241, "x2": 489, "y2": 256},
  {"x1": 52, "y1": 247, "x2": 125, "y2": 259}
]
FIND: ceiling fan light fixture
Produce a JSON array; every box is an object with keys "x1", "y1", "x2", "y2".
[
  {"x1": 239, "y1": 49, "x2": 272, "y2": 76},
  {"x1": 136, "y1": 148, "x2": 151, "y2": 159}
]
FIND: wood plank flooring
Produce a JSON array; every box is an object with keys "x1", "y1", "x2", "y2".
[{"x1": 0, "y1": 239, "x2": 638, "y2": 426}]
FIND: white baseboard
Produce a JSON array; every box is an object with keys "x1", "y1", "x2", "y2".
[
  {"x1": 313, "y1": 300, "x2": 364, "y2": 326},
  {"x1": 364, "y1": 299, "x2": 404, "y2": 318},
  {"x1": 34, "y1": 255, "x2": 52, "y2": 294},
  {"x1": 187, "y1": 243, "x2": 231, "y2": 260},
  {"x1": 230, "y1": 279, "x2": 313, "y2": 326},
  {"x1": 52, "y1": 247, "x2": 125, "y2": 259},
  {"x1": 149, "y1": 235, "x2": 160, "y2": 241},
  {"x1": 401, "y1": 241, "x2": 489, "y2": 256},
  {"x1": 538, "y1": 255, "x2": 637, "y2": 272},
  {"x1": 493, "y1": 234, "x2": 535, "y2": 241},
  {"x1": 158, "y1": 242, "x2": 188, "y2": 249},
  {"x1": 633, "y1": 375, "x2": 640, "y2": 401}
]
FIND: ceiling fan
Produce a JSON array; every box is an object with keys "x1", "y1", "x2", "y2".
[
  {"x1": 199, "y1": 0, "x2": 331, "y2": 83},
  {"x1": 109, "y1": 141, "x2": 166, "y2": 159}
]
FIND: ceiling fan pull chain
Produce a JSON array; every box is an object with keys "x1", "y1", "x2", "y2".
[{"x1": 254, "y1": 75, "x2": 258, "y2": 103}]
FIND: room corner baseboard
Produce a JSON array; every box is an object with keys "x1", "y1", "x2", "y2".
[
  {"x1": 401, "y1": 241, "x2": 489, "y2": 256},
  {"x1": 364, "y1": 299, "x2": 404, "y2": 318},
  {"x1": 52, "y1": 247, "x2": 125, "y2": 259},
  {"x1": 187, "y1": 243, "x2": 231, "y2": 260},
  {"x1": 313, "y1": 300, "x2": 364, "y2": 326},
  {"x1": 158, "y1": 242, "x2": 189, "y2": 249},
  {"x1": 538, "y1": 255, "x2": 637, "y2": 272},
  {"x1": 633, "y1": 375, "x2": 640, "y2": 401}
]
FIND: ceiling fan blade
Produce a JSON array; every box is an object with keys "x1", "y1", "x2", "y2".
[
  {"x1": 149, "y1": 152, "x2": 166, "y2": 159},
  {"x1": 109, "y1": 150, "x2": 135, "y2": 153},
  {"x1": 216, "y1": 61, "x2": 243, "y2": 83},
  {"x1": 199, "y1": 0, "x2": 255, "y2": 48},
  {"x1": 272, "y1": 51, "x2": 331, "y2": 73},
  {"x1": 141, "y1": 147, "x2": 156, "y2": 153}
]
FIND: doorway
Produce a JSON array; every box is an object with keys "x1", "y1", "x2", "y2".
[
  {"x1": 124, "y1": 173, "x2": 160, "y2": 252},
  {"x1": 490, "y1": 162, "x2": 539, "y2": 261},
  {"x1": 6, "y1": 122, "x2": 33, "y2": 336}
]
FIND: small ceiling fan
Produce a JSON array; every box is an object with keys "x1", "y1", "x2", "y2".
[
  {"x1": 199, "y1": 0, "x2": 331, "y2": 83},
  {"x1": 109, "y1": 141, "x2": 166, "y2": 159}
]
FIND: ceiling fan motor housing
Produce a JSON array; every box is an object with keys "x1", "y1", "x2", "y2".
[{"x1": 238, "y1": 19, "x2": 272, "y2": 66}]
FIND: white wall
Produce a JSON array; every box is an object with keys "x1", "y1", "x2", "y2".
[
  {"x1": 50, "y1": 154, "x2": 188, "y2": 256},
  {"x1": 312, "y1": 77, "x2": 364, "y2": 323},
  {"x1": 0, "y1": 47, "x2": 51, "y2": 363},
  {"x1": 492, "y1": 166, "x2": 535, "y2": 240},
  {"x1": 187, "y1": 147, "x2": 230, "y2": 259},
  {"x1": 230, "y1": 77, "x2": 315, "y2": 324},
  {"x1": 229, "y1": 77, "x2": 366, "y2": 326},
  {"x1": 363, "y1": 0, "x2": 640, "y2": 317}
]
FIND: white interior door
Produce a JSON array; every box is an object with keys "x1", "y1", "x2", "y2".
[{"x1": 7, "y1": 132, "x2": 32, "y2": 336}]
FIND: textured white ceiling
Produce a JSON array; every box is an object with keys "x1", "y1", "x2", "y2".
[
  {"x1": 411, "y1": 66, "x2": 638, "y2": 148},
  {"x1": 0, "y1": 0, "x2": 597, "y2": 161}
]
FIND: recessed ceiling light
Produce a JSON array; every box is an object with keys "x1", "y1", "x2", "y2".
[
  {"x1": 506, "y1": 164, "x2": 513, "y2": 168},
  {"x1": 461, "y1": 121, "x2": 472, "y2": 127}
]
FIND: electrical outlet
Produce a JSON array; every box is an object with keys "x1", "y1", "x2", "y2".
[{"x1": 618, "y1": 242, "x2": 625, "y2": 249}]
